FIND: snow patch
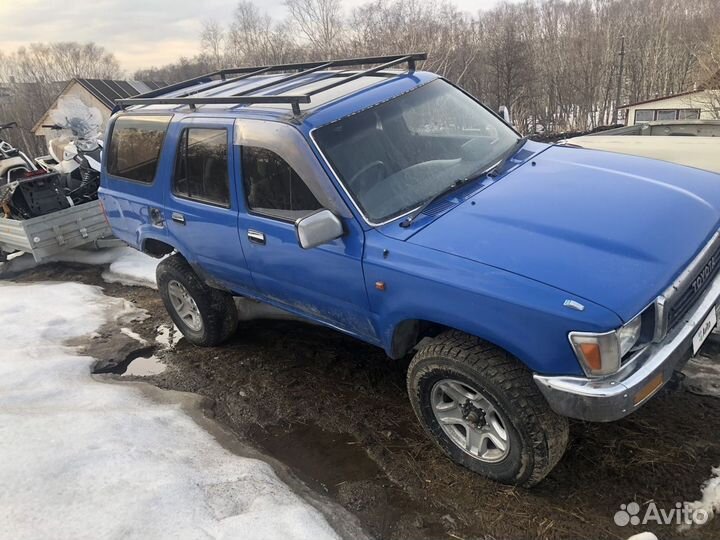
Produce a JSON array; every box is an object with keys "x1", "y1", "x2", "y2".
[
  {"x1": 120, "y1": 327, "x2": 148, "y2": 345},
  {"x1": 0, "y1": 252, "x2": 39, "y2": 274},
  {"x1": 0, "y1": 247, "x2": 159, "y2": 289},
  {"x1": 0, "y1": 281, "x2": 338, "y2": 540},
  {"x1": 626, "y1": 533, "x2": 658, "y2": 540},
  {"x1": 101, "y1": 249, "x2": 159, "y2": 289},
  {"x1": 50, "y1": 246, "x2": 159, "y2": 289},
  {"x1": 680, "y1": 466, "x2": 720, "y2": 531},
  {"x1": 156, "y1": 323, "x2": 182, "y2": 349}
]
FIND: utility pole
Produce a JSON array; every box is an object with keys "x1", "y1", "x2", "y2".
[{"x1": 612, "y1": 36, "x2": 626, "y2": 126}]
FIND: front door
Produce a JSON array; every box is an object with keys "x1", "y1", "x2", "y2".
[
  {"x1": 164, "y1": 118, "x2": 253, "y2": 293},
  {"x1": 236, "y1": 143, "x2": 376, "y2": 342}
]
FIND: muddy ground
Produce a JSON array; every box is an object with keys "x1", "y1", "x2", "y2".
[{"x1": 7, "y1": 261, "x2": 720, "y2": 540}]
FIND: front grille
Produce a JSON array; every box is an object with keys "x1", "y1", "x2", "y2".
[{"x1": 667, "y1": 242, "x2": 720, "y2": 330}]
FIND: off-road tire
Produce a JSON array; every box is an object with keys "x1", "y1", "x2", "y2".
[
  {"x1": 407, "y1": 330, "x2": 569, "y2": 487},
  {"x1": 156, "y1": 254, "x2": 238, "y2": 346}
]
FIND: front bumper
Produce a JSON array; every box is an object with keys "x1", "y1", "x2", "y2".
[{"x1": 534, "y1": 270, "x2": 720, "y2": 422}]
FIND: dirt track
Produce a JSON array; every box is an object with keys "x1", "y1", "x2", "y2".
[{"x1": 8, "y1": 261, "x2": 720, "y2": 540}]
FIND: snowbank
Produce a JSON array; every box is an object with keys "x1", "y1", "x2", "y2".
[
  {"x1": 102, "y1": 249, "x2": 159, "y2": 288},
  {"x1": 50, "y1": 246, "x2": 159, "y2": 288},
  {"x1": 1, "y1": 246, "x2": 159, "y2": 288},
  {"x1": 681, "y1": 466, "x2": 720, "y2": 531},
  {"x1": 0, "y1": 281, "x2": 339, "y2": 540},
  {"x1": 626, "y1": 533, "x2": 658, "y2": 540}
]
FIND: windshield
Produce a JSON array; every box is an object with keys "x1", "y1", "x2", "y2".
[{"x1": 313, "y1": 79, "x2": 519, "y2": 223}]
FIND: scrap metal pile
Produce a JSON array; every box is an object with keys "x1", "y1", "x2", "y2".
[
  {"x1": 0, "y1": 98, "x2": 103, "y2": 220},
  {"x1": 0, "y1": 172, "x2": 71, "y2": 220}
]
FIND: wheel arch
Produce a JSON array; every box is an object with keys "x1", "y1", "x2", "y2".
[
  {"x1": 136, "y1": 226, "x2": 195, "y2": 264},
  {"x1": 388, "y1": 317, "x2": 514, "y2": 364},
  {"x1": 141, "y1": 237, "x2": 176, "y2": 258}
]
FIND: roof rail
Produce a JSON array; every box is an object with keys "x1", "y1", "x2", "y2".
[{"x1": 116, "y1": 53, "x2": 427, "y2": 115}]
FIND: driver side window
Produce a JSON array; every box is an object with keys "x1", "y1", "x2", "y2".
[{"x1": 241, "y1": 146, "x2": 321, "y2": 221}]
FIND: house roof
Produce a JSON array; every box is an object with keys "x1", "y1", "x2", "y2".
[
  {"x1": 74, "y1": 79, "x2": 168, "y2": 109},
  {"x1": 620, "y1": 70, "x2": 720, "y2": 109},
  {"x1": 31, "y1": 78, "x2": 168, "y2": 133},
  {"x1": 618, "y1": 89, "x2": 701, "y2": 109}
]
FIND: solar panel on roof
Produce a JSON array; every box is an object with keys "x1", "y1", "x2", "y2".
[
  {"x1": 97, "y1": 81, "x2": 122, "y2": 102},
  {"x1": 108, "y1": 80, "x2": 133, "y2": 98},
  {"x1": 75, "y1": 78, "x2": 170, "y2": 108}
]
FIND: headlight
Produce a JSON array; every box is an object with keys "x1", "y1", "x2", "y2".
[
  {"x1": 617, "y1": 315, "x2": 642, "y2": 357},
  {"x1": 569, "y1": 315, "x2": 642, "y2": 377}
]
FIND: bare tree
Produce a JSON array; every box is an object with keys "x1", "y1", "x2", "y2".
[
  {"x1": 134, "y1": 57, "x2": 214, "y2": 82},
  {"x1": 201, "y1": 20, "x2": 225, "y2": 69},
  {"x1": 136, "y1": 0, "x2": 720, "y2": 133},
  {"x1": 0, "y1": 42, "x2": 121, "y2": 154},
  {"x1": 688, "y1": 0, "x2": 720, "y2": 118},
  {"x1": 2, "y1": 42, "x2": 121, "y2": 84},
  {"x1": 219, "y1": 1, "x2": 301, "y2": 66},
  {"x1": 285, "y1": 0, "x2": 343, "y2": 56}
]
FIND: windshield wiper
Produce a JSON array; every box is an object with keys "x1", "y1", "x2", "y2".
[
  {"x1": 399, "y1": 136, "x2": 529, "y2": 228},
  {"x1": 400, "y1": 176, "x2": 474, "y2": 228},
  {"x1": 484, "y1": 135, "x2": 529, "y2": 177}
]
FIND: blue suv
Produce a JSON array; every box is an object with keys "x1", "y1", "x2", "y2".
[{"x1": 100, "y1": 54, "x2": 720, "y2": 486}]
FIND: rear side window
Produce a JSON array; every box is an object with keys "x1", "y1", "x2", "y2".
[
  {"x1": 107, "y1": 115, "x2": 171, "y2": 183},
  {"x1": 173, "y1": 128, "x2": 230, "y2": 207},
  {"x1": 242, "y1": 146, "x2": 321, "y2": 220}
]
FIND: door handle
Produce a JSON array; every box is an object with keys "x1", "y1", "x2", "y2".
[
  {"x1": 171, "y1": 212, "x2": 186, "y2": 225},
  {"x1": 247, "y1": 229, "x2": 266, "y2": 245}
]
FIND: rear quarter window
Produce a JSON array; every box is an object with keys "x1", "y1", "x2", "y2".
[{"x1": 107, "y1": 115, "x2": 171, "y2": 183}]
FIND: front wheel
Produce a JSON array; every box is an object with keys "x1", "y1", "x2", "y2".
[
  {"x1": 156, "y1": 254, "x2": 238, "y2": 346},
  {"x1": 407, "y1": 331, "x2": 569, "y2": 487}
]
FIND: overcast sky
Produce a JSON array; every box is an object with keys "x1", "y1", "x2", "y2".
[{"x1": 0, "y1": 0, "x2": 509, "y2": 73}]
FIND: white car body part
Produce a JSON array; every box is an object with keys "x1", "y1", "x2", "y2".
[{"x1": 566, "y1": 135, "x2": 720, "y2": 174}]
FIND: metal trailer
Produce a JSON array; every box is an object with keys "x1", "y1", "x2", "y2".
[{"x1": 0, "y1": 200, "x2": 117, "y2": 262}]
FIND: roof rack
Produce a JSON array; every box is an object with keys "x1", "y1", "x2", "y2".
[{"x1": 116, "y1": 53, "x2": 427, "y2": 115}]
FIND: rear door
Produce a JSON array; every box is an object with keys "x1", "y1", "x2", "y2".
[
  {"x1": 164, "y1": 117, "x2": 253, "y2": 293},
  {"x1": 101, "y1": 114, "x2": 172, "y2": 246}
]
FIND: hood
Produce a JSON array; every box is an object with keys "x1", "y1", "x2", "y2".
[{"x1": 407, "y1": 145, "x2": 720, "y2": 321}]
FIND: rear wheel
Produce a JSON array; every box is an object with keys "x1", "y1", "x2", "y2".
[
  {"x1": 407, "y1": 331, "x2": 569, "y2": 487},
  {"x1": 156, "y1": 255, "x2": 237, "y2": 346}
]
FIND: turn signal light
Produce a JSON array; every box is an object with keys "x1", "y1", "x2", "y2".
[
  {"x1": 569, "y1": 331, "x2": 621, "y2": 376},
  {"x1": 579, "y1": 343, "x2": 602, "y2": 371}
]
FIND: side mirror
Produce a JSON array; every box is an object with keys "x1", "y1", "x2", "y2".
[
  {"x1": 499, "y1": 105, "x2": 511, "y2": 125},
  {"x1": 295, "y1": 209, "x2": 343, "y2": 249}
]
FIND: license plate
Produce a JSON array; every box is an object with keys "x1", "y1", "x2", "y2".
[{"x1": 692, "y1": 307, "x2": 717, "y2": 355}]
